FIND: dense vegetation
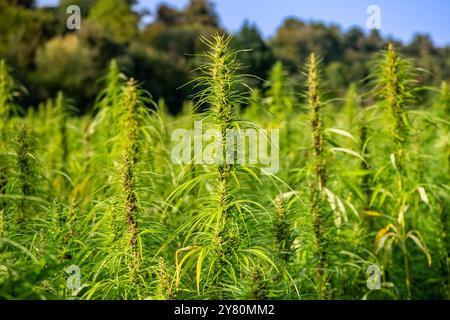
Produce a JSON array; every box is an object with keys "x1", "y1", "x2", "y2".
[
  {"x1": 0, "y1": 29, "x2": 449, "y2": 299},
  {"x1": 1, "y1": 0, "x2": 449, "y2": 300},
  {"x1": 1, "y1": 0, "x2": 450, "y2": 114}
]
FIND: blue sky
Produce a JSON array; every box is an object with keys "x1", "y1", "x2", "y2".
[{"x1": 38, "y1": 0, "x2": 450, "y2": 46}]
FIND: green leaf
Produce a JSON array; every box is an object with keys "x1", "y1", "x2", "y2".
[
  {"x1": 326, "y1": 128, "x2": 357, "y2": 142},
  {"x1": 407, "y1": 231, "x2": 432, "y2": 266},
  {"x1": 196, "y1": 247, "x2": 206, "y2": 294},
  {"x1": 330, "y1": 147, "x2": 366, "y2": 163}
]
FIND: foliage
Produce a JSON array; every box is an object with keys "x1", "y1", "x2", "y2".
[
  {"x1": 0, "y1": 34, "x2": 448, "y2": 300},
  {"x1": 1, "y1": 0, "x2": 449, "y2": 113},
  {"x1": 87, "y1": 0, "x2": 138, "y2": 44}
]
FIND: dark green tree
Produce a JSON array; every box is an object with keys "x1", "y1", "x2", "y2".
[
  {"x1": 232, "y1": 21, "x2": 275, "y2": 86},
  {"x1": 87, "y1": 0, "x2": 138, "y2": 44},
  {"x1": 6, "y1": 0, "x2": 34, "y2": 8}
]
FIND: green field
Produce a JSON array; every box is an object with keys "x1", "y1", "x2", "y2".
[{"x1": 0, "y1": 32, "x2": 449, "y2": 300}]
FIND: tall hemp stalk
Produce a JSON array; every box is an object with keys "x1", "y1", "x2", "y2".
[
  {"x1": 55, "y1": 92, "x2": 69, "y2": 169},
  {"x1": 0, "y1": 60, "x2": 15, "y2": 138},
  {"x1": 382, "y1": 44, "x2": 412, "y2": 180},
  {"x1": 121, "y1": 79, "x2": 142, "y2": 282},
  {"x1": 0, "y1": 154, "x2": 7, "y2": 211},
  {"x1": 93, "y1": 59, "x2": 125, "y2": 154},
  {"x1": 265, "y1": 61, "x2": 295, "y2": 174},
  {"x1": 437, "y1": 81, "x2": 450, "y2": 298},
  {"x1": 358, "y1": 99, "x2": 375, "y2": 229},
  {"x1": 15, "y1": 124, "x2": 36, "y2": 225},
  {"x1": 306, "y1": 53, "x2": 330, "y2": 298},
  {"x1": 154, "y1": 257, "x2": 176, "y2": 300},
  {"x1": 0, "y1": 60, "x2": 15, "y2": 210},
  {"x1": 170, "y1": 34, "x2": 273, "y2": 299},
  {"x1": 342, "y1": 84, "x2": 373, "y2": 210},
  {"x1": 373, "y1": 43, "x2": 431, "y2": 299},
  {"x1": 207, "y1": 35, "x2": 239, "y2": 295},
  {"x1": 439, "y1": 82, "x2": 450, "y2": 177},
  {"x1": 384, "y1": 44, "x2": 411, "y2": 298},
  {"x1": 88, "y1": 60, "x2": 126, "y2": 199},
  {"x1": 273, "y1": 192, "x2": 295, "y2": 263}
]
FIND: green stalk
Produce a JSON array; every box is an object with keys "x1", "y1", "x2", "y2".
[
  {"x1": 16, "y1": 124, "x2": 35, "y2": 223},
  {"x1": 359, "y1": 106, "x2": 374, "y2": 229},
  {"x1": 383, "y1": 43, "x2": 412, "y2": 182},
  {"x1": 306, "y1": 53, "x2": 329, "y2": 299},
  {"x1": 122, "y1": 153, "x2": 140, "y2": 278},
  {"x1": 0, "y1": 60, "x2": 15, "y2": 138},
  {"x1": 438, "y1": 82, "x2": 450, "y2": 177},
  {"x1": 0, "y1": 61, "x2": 14, "y2": 209},
  {"x1": 210, "y1": 35, "x2": 235, "y2": 292},
  {"x1": 308, "y1": 53, "x2": 327, "y2": 190},
  {"x1": 250, "y1": 267, "x2": 269, "y2": 300},
  {"x1": 374, "y1": 43, "x2": 416, "y2": 299},
  {"x1": 192, "y1": 34, "x2": 246, "y2": 297},
  {"x1": 0, "y1": 209, "x2": 4, "y2": 238},
  {"x1": 400, "y1": 197, "x2": 411, "y2": 299},
  {"x1": 155, "y1": 257, "x2": 176, "y2": 300},
  {"x1": 54, "y1": 92, "x2": 70, "y2": 173},
  {"x1": 120, "y1": 79, "x2": 143, "y2": 280},
  {"x1": 384, "y1": 45, "x2": 413, "y2": 297},
  {"x1": 273, "y1": 193, "x2": 293, "y2": 262},
  {"x1": 0, "y1": 155, "x2": 7, "y2": 210},
  {"x1": 122, "y1": 79, "x2": 141, "y2": 165}
]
